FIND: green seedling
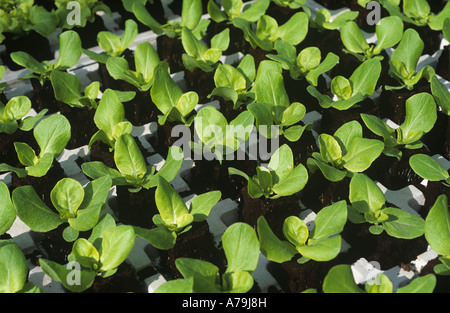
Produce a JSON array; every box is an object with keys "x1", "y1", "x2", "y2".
[
  {"x1": 409, "y1": 154, "x2": 450, "y2": 186},
  {"x1": 55, "y1": 0, "x2": 112, "y2": 30},
  {"x1": 348, "y1": 173, "x2": 425, "y2": 239},
  {"x1": 0, "y1": 96, "x2": 47, "y2": 134},
  {"x1": 258, "y1": 200, "x2": 348, "y2": 264},
  {"x1": 207, "y1": 0, "x2": 270, "y2": 24},
  {"x1": 307, "y1": 121, "x2": 384, "y2": 182},
  {"x1": 229, "y1": 144, "x2": 308, "y2": 199},
  {"x1": 304, "y1": 7, "x2": 359, "y2": 31},
  {"x1": 0, "y1": 181, "x2": 15, "y2": 236}
]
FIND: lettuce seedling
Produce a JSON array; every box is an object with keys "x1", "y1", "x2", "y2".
[
  {"x1": 132, "y1": 0, "x2": 209, "y2": 40},
  {"x1": 424, "y1": 195, "x2": 450, "y2": 276},
  {"x1": 0, "y1": 114, "x2": 71, "y2": 178},
  {"x1": 267, "y1": 40, "x2": 339, "y2": 86},
  {"x1": 361, "y1": 92, "x2": 437, "y2": 160},
  {"x1": 167, "y1": 222, "x2": 260, "y2": 293},
  {"x1": 307, "y1": 58, "x2": 382, "y2": 110},
  {"x1": 307, "y1": 121, "x2": 384, "y2": 182},
  {"x1": 0, "y1": 182, "x2": 15, "y2": 236},
  {"x1": 348, "y1": 173, "x2": 425, "y2": 238},
  {"x1": 0, "y1": 0, "x2": 58, "y2": 43},
  {"x1": 410, "y1": 154, "x2": 450, "y2": 187},
  {"x1": 55, "y1": 0, "x2": 112, "y2": 30},
  {"x1": 10, "y1": 30, "x2": 82, "y2": 86},
  {"x1": 82, "y1": 19, "x2": 138, "y2": 64},
  {"x1": 106, "y1": 41, "x2": 160, "y2": 92},
  {"x1": 386, "y1": 28, "x2": 435, "y2": 91},
  {"x1": 88, "y1": 89, "x2": 135, "y2": 150},
  {"x1": 340, "y1": 16, "x2": 404, "y2": 62},
  {"x1": 272, "y1": 0, "x2": 306, "y2": 9},
  {"x1": 133, "y1": 176, "x2": 221, "y2": 250},
  {"x1": 12, "y1": 176, "x2": 112, "y2": 242},
  {"x1": 182, "y1": 26, "x2": 230, "y2": 72},
  {"x1": 151, "y1": 61, "x2": 199, "y2": 126},
  {"x1": 207, "y1": 0, "x2": 270, "y2": 24},
  {"x1": 209, "y1": 54, "x2": 256, "y2": 110},
  {"x1": 304, "y1": 7, "x2": 359, "y2": 31},
  {"x1": 0, "y1": 96, "x2": 47, "y2": 134},
  {"x1": 323, "y1": 264, "x2": 436, "y2": 293},
  {"x1": 375, "y1": 0, "x2": 450, "y2": 31},
  {"x1": 39, "y1": 214, "x2": 135, "y2": 292},
  {"x1": 248, "y1": 61, "x2": 312, "y2": 141},
  {"x1": 258, "y1": 200, "x2": 347, "y2": 264},
  {"x1": 430, "y1": 75, "x2": 450, "y2": 116},
  {"x1": 192, "y1": 105, "x2": 254, "y2": 162},
  {"x1": 232, "y1": 12, "x2": 309, "y2": 51},
  {"x1": 82, "y1": 134, "x2": 184, "y2": 193},
  {"x1": 229, "y1": 144, "x2": 308, "y2": 199},
  {"x1": 0, "y1": 239, "x2": 41, "y2": 293}
]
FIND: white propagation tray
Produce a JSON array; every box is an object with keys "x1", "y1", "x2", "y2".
[{"x1": 1, "y1": 0, "x2": 449, "y2": 293}]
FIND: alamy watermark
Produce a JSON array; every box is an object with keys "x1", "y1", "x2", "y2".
[
  {"x1": 365, "y1": 1, "x2": 382, "y2": 25},
  {"x1": 66, "y1": 1, "x2": 81, "y2": 26}
]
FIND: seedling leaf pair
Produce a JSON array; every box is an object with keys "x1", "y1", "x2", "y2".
[
  {"x1": 0, "y1": 96, "x2": 47, "y2": 134},
  {"x1": 409, "y1": 154, "x2": 450, "y2": 186}
]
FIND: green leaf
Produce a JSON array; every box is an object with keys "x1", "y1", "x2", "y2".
[
  {"x1": 133, "y1": 226, "x2": 177, "y2": 250},
  {"x1": 114, "y1": 134, "x2": 147, "y2": 183},
  {"x1": 395, "y1": 274, "x2": 436, "y2": 293},
  {"x1": 71, "y1": 238, "x2": 100, "y2": 269},
  {"x1": 94, "y1": 89, "x2": 126, "y2": 142},
  {"x1": 311, "y1": 200, "x2": 348, "y2": 240},
  {"x1": 99, "y1": 225, "x2": 135, "y2": 272},
  {"x1": 283, "y1": 216, "x2": 309, "y2": 247},
  {"x1": 154, "y1": 277, "x2": 194, "y2": 293},
  {"x1": 181, "y1": 0, "x2": 202, "y2": 30},
  {"x1": 349, "y1": 173, "x2": 386, "y2": 214},
  {"x1": 391, "y1": 28, "x2": 424, "y2": 75},
  {"x1": 373, "y1": 16, "x2": 404, "y2": 53},
  {"x1": 3, "y1": 96, "x2": 31, "y2": 121},
  {"x1": 281, "y1": 102, "x2": 306, "y2": 127},
  {"x1": 190, "y1": 191, "x2": 222, "y2": 222},
  {"x1": 34, "y1": 114, "x2": 71, "y2": 158},
  {"x1": 257, "y1": 216, "x2": 297, "y2": 263},
  {"x1": 255, "y1": 71, "x2": 290, "y2": 109},
  {"x1": 222, "y1": 270, "x2": 254, "y2": 293},
  {"x1": 13, "y1": 185, "x2": 64, "y2": 232},
  {"x1": 0, "y1": 182, "x2": 15, "y2": 235},
  {"x1": 50, "y1": 178, "x2": 85, "y2": 217},
  {"x1": 430, "y1": 75, "x2": 450, "y2": 115},
  {"x1": 341, "y1": 21, "x2": 370, "y2": 54},
  {"x1": 175, "y1": 258, "x2": 220, "y2": 293},
  {"x1": 145, "y1": 146, "x2": 184, "y2": 188},
  {"x1": 10, "y1": 52, "x2": 46, "y2": 75},
  {"x1": 132, "y1": 1, "x2": 163, "y2": 34},
  {"x1": 323, "y1": 265, "x2": 364, "y2": 293},
  {"x1": 222, "y1": 222, "x2": 259, "y2": 274},
  {"x1": 403, "y1": 0, "x2": 430, "y2": 21},
  {"x1": 342, "y1": 138, "x2": 384, "y2": 173},
  {"x1": 334, "y1": 120, "x2": 363, "y2": 155},
  {"x1": 151, "y1": 61, "x2": 183, "y2": 115},
  {"x1": 276, "y1": 12, "x2": 309, "y2": 46},
  {"x1": 272, "y1": 163, "x2": 308, "y2": 197},
  {"x1": 81, "y1": 161, "x2": 128, "y2": 186},
  {"x1": 0, "y1": 240, "x2": 28, "y2": 293},
  {"x1": 298, "y1": 235, "x2": 342, "y2": 261},
  {"x1": 155, "y1": 177, "x2": 192, "y2": 230},
  {"x1": 14, "y1": 142, "x2": 37, "y2": 167},
  {"x1": 54, "y1": 31, "x2": 82, "y2": 70},
  {"x1": 318, "y1": 134, "x2": 343, "y2": 165},
  {"x1": 382, "y1": 207, "x2": 425, "y2": 239},
  {"x1": 211, "y1": 28, "x2": 230, "y2": 51},
  {"x1": 424, "y1": 195, "x2": 450, "y2": 256},
  {"x1": 51, "y1": 71, "x2": 83, "y2": 107},
  {"x1": 349, "y1": 58, "x2": 382, "y2": 97},
  {"x1": 134, "y1": 41, "x2": 159, "y2": 83},
  {"x1": 307, "y1": 157, "x2": 347, "y2": 182},
  {"x1": 409, "y1": 154, "x2": 449, "y2": 182}
]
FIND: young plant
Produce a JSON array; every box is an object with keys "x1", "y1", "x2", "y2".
[
  {"x1": 322, "y1": 264, "x2": 436, "y2": 293},
  {"x1": 208, "y1": 54, "x2": 256, "y2": 110},
  {"x1": 207, "y1": 0, "x2": 270, "y2": 24},
  {"x1": 55, "y1": 0, "x2": 112, "y2": 30},
  {"x1": 106, "y1": 41, "x2": 160, "y2": 92},
  {"x1": 88, "y1": 89, "x2": 135, "y2": 150},
  {"x1": 0, "y1": 0, "x2": 58, "y2": 43},
  {"x1": 361, "y1": 92, "x2": 438, "y2": 160},
  {"x1": 0, "y1": 114, "x2": 71, "y2": 178},
  {"x1": 386, "y1": 28, "x2": 435, "y2": 91},
  {"x1": 151, "y1": 61, "x2": 199, "y2": 126},
  {"x1": 232, "y1": 12, "x2": 309, "y2": 51},
  {"x1": 375, "y1": 0, "x2": 450, "y2": 32},
  {"x1": 307, "y1": 121, "x2": 384, "y2": 182},
  {"x1": 133, "y1": 177, "x2": 221, "y2": 250},
  {"x1": 181, "y1": 27, "x2": 230, "y2": 72},
  {"x1": 307, "y1": 58, "x2": 382, "y2": 110},
  {"x1": 430, "y1": 75, "x2": 450, "y2": 116},
  {"x1": 0, "y1": 182, "x2": 15, "y2": 236},
  {"x1": 267, "y1": 40, "x2": 339, "y2": 86},
  {"x1": 340, "y1": 16, "x2": 404, "y2": 62},
  {"x1": 82, "y1": 134, "x2": 184, "y2": 193},
  {"x1": 0, "y1": 239, "x2": 41, "y2": 293},
  {"x1": 304, "y1": 7, "x2": 359, "y2": 31},
  {"x1": 160, "y1": 222, "x2": 260, "y2": 293},
  {"x1": 348, "y1": 173, "x2": 425, "y2": 239},
  {"x1": 10, "y1": 30, "x2": 82, "y2": 86},
  {"x1": 257, "y1": 200, "x2": 348, "y2": 264},
  {"x1": 132, "y1": 0, "x2": 209, "y2": 40},
  {"x1": 271, "y1": 0, "x2": 306, "y2": 9},
  {"x1": 82, "y1": 19, "x2": 138, "y2": 64},
  {"x1": 409, "y1": 154, "x2": 450, "y2": 186},
  {"x1": 424, "y1": 195, "x2": 450, "y2": 276},
  {"x1": 248, "y1": 61, "x2": 312, "y2": 142},
  {"x1": 192, "y1": 105, "x2": 254, "y2": 163},
  {"x1": 0, "y1": 96, "x2": 47, "y2": 134},
  {"x1": 229, "y1": 144, "x2": 308, "y2": 199},
  {"x1": 39, "y1": 214, "x2": 135, "y2": 293},
  {"x1": 12, "y1": 176, "x2": 112, "y2": 242}
]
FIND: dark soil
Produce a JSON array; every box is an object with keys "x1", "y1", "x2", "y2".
[
  {"x1": 30, "y1": 79, "x2": 63, "y2": 114},
  {"x1": 88, "y1": 141, "x2": 116, "y2": 168},
  {"x1": 416, "y1": 180, "x2": 450, "y2": 215},
  {"x1": 437, "y1": 45, "x2": 449, "y2": 81},
  {"x1": 115, "y1": 186, "x2": 158, "y2": 229},
  {"x1": 238, "y1": 186, "x2": 301, "y2": 239},
  {"x1": 0, "y1": 129, "x2": 35, "y2": 165},
  {"x1": 283, "y1": 73, "x2": 328, "y2": 114},
  {"x1": 301, "y1": 173, "x2": 351, "y2": 210},
  {"x1": 421, "y1": 113, "x2": 450, "y2": 160},
  {"x1": 184, "y1": 68, "x2": 216, "y2": 104},
  {"x1": 156, "y1": 35, "x2": 186, "y2": 74},
  {"x1": 62, "y1": 107, "x2": 97, "y2": 150},
  {"x1": 300, "y1": 28, "x2": 343, "y2": 57},
  {"x1": 74, "y1": 18, "x2": 108, "y2": 50}
]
